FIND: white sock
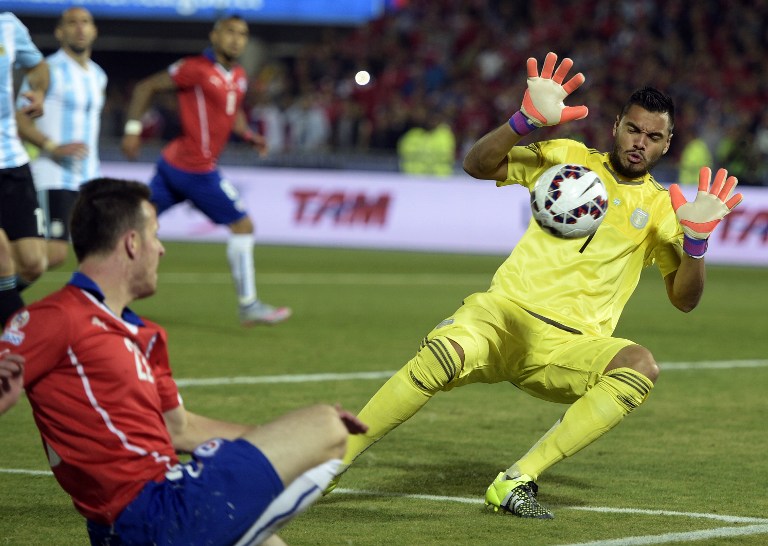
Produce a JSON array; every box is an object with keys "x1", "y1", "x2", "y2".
[
  {"x1": 234, "y1": 459, "x2": 343, "y2": 546},
  {"x1": 227, "y1": 234, "x2": 257, "y2": 306}
]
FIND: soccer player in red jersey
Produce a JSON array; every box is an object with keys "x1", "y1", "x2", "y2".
[
  {"x1": 121, "y1": 15, "x2": 290, "y2": 326},
  {"x1": 0, "y1": 178, "x2": 367, "y2": 545}
]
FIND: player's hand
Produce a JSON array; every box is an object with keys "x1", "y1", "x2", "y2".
[
  {"x1": 19, "y1": 90, "x2": 45, "y2": 118},
  {"x1": 0, "y1": 351, "x2": 25, "y2": 415},
  {"x1": 50, "y1": 141, "x2": 88, "y2": 160},
  {"x1": 335, "y1": 404, "x2": 368, "y2": 435},
  {"x1": 243, "y1": 130, "x2": 268, "y2": 157},
  {"x1": 520, "y1": 52, "x2": 588, "y2": 128},
  {"x1": 669, "y1": 167, "x2": 743, "y2": 257},
  {"x1": 121, "y1": 134, "x2": 141, "y2": 160}
]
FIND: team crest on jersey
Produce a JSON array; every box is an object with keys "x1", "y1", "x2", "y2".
[
  {"x1": 0, "y1": 310, "x2": 29, "y2": 346},
  {"x1": 193, "y1": 438, "x2": 223, "y2": 458},
  {"x1": 630, "y1": 208, "x2": 650, "y2": 229}
]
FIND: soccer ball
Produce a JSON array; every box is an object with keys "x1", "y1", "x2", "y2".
[{"x1": 530, "y1": 164, "x2": 609, "y2": 239}]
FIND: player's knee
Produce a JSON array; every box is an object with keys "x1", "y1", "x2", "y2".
[
  {"x1": 313, "y1": 404, "x2": 349, "y2": 458},
  {"x1": 407, "y1": 336, "x2": 463, "y2": 393},
  {"x1": 607, "y1": 344, "x2": 659, "y2": 384},
  {"x1": 15, "y1": 255, "x2": 47, "y2": 282},
  {"x1": 230, "y1": 216, "x2": 254, "y2": 234}
]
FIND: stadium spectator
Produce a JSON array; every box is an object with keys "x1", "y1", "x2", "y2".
[
  {"x1": 0, "y1": 12, "x2": 48, "y2": 327},
  {"x1": 0, "y1": 177, "x2": 368, "y2": 545},
  {"x1": 121, "y1": 15, "x2": 291, "y2": 326},
  {"x1": 16, "y1": 7, "x2": 107, "y2": 269},
  {"x1": 325, "y1": 52, "x2": 743, "y2": 518}
]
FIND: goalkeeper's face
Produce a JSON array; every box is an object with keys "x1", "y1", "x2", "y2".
[{"x1": 609, "y1": 105, "x2": 672, "y2": 179}]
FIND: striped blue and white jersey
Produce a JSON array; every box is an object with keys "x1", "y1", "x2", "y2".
[
  {"x1": 19, "y1": 49, "x2": 107, "y2": 190},
  {"x1": 0, "y1": 12, "x2": 44, "y2": 169}
]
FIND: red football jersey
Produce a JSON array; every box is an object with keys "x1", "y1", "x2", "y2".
[
  {"x1": 162, "y1": 53, "x2": 248, "y2": 172},
  {"x1": 0, "y1": 279, "x2": 181, "y2": 524}
]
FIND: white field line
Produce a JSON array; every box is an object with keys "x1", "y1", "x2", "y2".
[
  {"x1": 37, "y1": 271, "x2": 491, "y2": 286},
  {"x1": 558, "y1": 524, "x2": 768, "y2": 546},
  {"x1": 174, "y1": 359, "x2": 768, "y2": 387}
]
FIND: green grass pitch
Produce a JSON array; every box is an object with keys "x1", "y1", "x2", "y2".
[{"x1": 1, "y1": 242, "x2": 766, "y2": 545}]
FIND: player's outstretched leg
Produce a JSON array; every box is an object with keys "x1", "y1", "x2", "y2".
[{"x1": 487, "y1": 365, "x2": 654, "y2": 518}]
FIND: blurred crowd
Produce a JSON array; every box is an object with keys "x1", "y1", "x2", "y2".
[{"x1": 109, "y1": 0, "x2": 768, "y2": 184}]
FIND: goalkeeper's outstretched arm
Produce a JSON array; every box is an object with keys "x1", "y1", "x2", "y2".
[
  {"x1": 664, "y1": 166, "x2": 743, "y2": 312},
  {"x1": 463, "y1": 51, "x2": 587, "y2": 182}
]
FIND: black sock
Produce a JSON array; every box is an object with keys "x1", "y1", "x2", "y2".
[{"x1": 0, "y1": 276, "x2": 24, "y2": 328}]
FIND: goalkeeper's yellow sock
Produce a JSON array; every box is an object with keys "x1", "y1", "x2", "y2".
[
  {"x1": 506, "y1": 367, "x2": 654, "y2": 481},
  {"x1": 343, "y1": 365, "x2": 433, "y2": 465},
  {"x1": 343, "y1": 336, "x2": 461, "y2": 466}
]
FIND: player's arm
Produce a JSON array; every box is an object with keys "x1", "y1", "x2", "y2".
[
  {"x1": 121, "y1": 70, "x2": 177, "y2": 160},
  {"x1": 163, "y1": 405, "x2": 251, "y2": 453},
  {"x1": 664, "y1": 167, "x2": 743, "y2": 312},
  {"x1": 463, "y1": 51, "x2": 588, "y2": 182},
  {"x1": 233, "y1": 110, "x2": 268, "y2": 157},
  {"x1": 18, "y1": 61, "x2": 49, "y2": 119},
  {"x1": 663, "y1": 257, "x2": 705, "y2": 312},
  {"x1": 16, "y1": 109, "x2": 87, "y2": 159}
]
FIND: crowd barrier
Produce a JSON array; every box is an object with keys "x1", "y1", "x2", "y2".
[{"x1": 102, "y1": 162, "x2": 768, "y2": 266}]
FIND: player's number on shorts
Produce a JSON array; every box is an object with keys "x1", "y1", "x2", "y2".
[
  {"x1": 165, "y1": 462, "x2": 202, "y2": 481},
  {"x1": 124, "y1": 338, "x2": 155, "y2": 384},
  {"x1": 34, "y1": 208, "x2": 46, "y2": 237}
]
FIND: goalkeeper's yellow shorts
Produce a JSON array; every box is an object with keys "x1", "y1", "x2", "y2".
[{"x1": 423, "y1": 291, "x2": 635, "y2": 404}]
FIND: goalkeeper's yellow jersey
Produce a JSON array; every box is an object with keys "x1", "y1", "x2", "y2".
[{"x1": 490, "y1": 138, "x2": 684, "y2": 337}]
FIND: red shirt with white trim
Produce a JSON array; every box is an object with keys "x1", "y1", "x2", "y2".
[
  {"x1": 0, "y1": 274, "x2": 181, "y2": 524},
  {"x1": 161, "y1": 50, "x2": 248, "y2": 172}
]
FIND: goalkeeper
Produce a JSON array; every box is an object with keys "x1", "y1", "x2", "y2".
[{"x1": 326, "y1": 52, "x2": 742, "y2": 518}]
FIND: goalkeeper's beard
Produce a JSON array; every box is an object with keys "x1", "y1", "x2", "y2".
[{"x1": 608, "y1": 145, "x2": 663, "y2": 180}]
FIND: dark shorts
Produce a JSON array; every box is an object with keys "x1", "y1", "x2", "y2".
[
  {"x1": 87, "y1": 439, "x2": 284, "y2": 546},
  {"x1": 0, "y1": 164, "x2": 44, "y2": 240},
  {"x1": 149, "y1": 158, "x2": 247, "y2": 225},
  {"x1": 37, "y1": 189, "x2": 78, "y2": 241}
]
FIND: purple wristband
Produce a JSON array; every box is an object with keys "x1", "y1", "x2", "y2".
[
  {"x1": 683, "y1": 234, "x2": 708, "y2": 258},
  {"x1": 508, "y1": 111, "x2": 539, "y2": 136}
]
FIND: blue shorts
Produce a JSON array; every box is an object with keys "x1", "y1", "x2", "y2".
[
  {"x1": 149, "y1": 158, "x2": 247, "y2": 225},
  {"x1": 87, "y1": 439, "x2": 284, "y2": 546}
]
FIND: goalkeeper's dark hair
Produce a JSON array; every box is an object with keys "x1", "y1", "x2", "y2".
[
  {"x1": 620, "y1": 87, "x2": 675, "y2": 133},
  {"x1": 70, "y1": 178, "x2": 152, "y2": 262}
]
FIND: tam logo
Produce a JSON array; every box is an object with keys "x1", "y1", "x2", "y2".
[
  {"x1": 717, "y1": 207, "x2": 768, "y2": 243},
  {"x1": 292, "y1": 189, "x2": 391, "y2": 226}
]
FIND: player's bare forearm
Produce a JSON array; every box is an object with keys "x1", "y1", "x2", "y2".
[
  {"x1": 15, "y1": 110, "x2": 44, "y2": 146},
  {"x1": 463, "y1": 123, "x2": 521, "y2": 181},
  {"x1": 25, "y1": 60, "x2": 49, "y2": 93},
  {"x1": 19, "y1": 61, "x2": 49, "y2": 118},
  {"x1": 164, "y1": 406, "x2": 251, "y2": 453},
  {"x1": 664, "y1": 255, "x2": 705, "y2": 312},
  {"x1": 125, "y1": 71, "x2": 175, "y2": 122}
]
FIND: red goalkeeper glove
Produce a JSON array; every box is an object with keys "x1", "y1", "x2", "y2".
[
  {"x1": 508, "y1": 52, "x2": 589, "y2": 136},
  {"x1": 668, "y1": 167, "x2": 743, "y2": 258}
]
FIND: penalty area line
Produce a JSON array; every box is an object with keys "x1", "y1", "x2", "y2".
[{"x1": 174, "y1": 359, "x2": 768, "y2": 388}]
